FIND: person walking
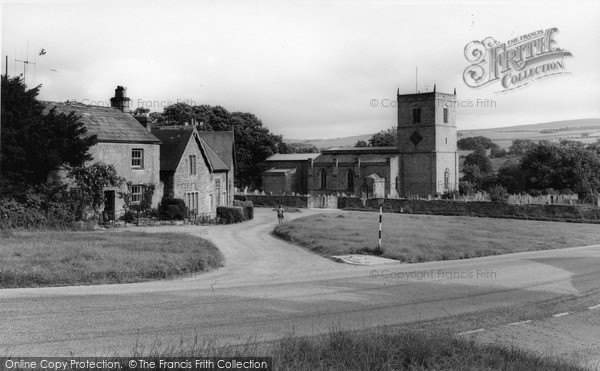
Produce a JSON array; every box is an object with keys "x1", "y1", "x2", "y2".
[{"x1": 277, "y1": 205, "x2": 285, "y2": 224}]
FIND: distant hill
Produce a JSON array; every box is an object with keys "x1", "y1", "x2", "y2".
[
  {"x1": 284, "y1": 134, "x2": 372, "y2": 150},
  {"x1": 284, "y1": 118, "x2": 600, "y2": 150}
]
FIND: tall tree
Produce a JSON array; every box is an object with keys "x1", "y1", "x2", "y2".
[
  {"x1": 368, "y1": 127, "x2": 397, "y2": 147},
  {"x1": 1, "y1": 76, "x2": 96, "y2": 188}
]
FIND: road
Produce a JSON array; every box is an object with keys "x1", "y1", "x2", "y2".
[{"x1": 1, "y1": 208, "x2": 600, "y2": 364}]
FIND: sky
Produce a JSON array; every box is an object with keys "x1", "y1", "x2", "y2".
[{"x1": 2, "y1": 0, "x2": 599, "y2": 139}]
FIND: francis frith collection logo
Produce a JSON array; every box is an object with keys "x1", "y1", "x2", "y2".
[{"x1": 463, "y1": 27, "x2": 572, "y2": 92}]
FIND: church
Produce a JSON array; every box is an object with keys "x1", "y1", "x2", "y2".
[{"x1": 262, "y1": 87, "x2": 459, "y2": 198}]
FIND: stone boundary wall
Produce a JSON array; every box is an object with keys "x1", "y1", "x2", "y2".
[{"x1": 357, "y1": 198, "x2": 600, "y2": 223}]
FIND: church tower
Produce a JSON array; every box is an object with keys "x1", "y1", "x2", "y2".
[{"x1": 396, "y1": 86, "x2": 459, "y2": 197}]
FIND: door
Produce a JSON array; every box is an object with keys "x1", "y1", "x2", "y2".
[{"x1": 103, "y1": 190, "x2": 115, "y2": 221}]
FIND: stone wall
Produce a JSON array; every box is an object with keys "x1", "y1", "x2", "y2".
[{"x1": 359, "y1": 198, "x2": 600, "y2": 223}]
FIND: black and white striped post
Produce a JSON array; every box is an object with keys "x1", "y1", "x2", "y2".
[{"x1": 376, "y1": 201, "x2": 383, "y2": 255}]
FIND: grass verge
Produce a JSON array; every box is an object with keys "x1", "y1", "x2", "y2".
[
  {"x1": 0, "y1": 230, "x2": 223, "y2": 288},
  {"x1": 127, "y1": 326, "x2": 586, "y2": 370},
  {"x1": 273, "y1": 211, "x2": 600, "y2": 262}
]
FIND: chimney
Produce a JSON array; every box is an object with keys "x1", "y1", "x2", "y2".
[
  {"x1": 134, "y1": 113, "x2": 151, "y2": 132},
  {"x1": 110, "y1": 85, "x2": 131, "y2": 113}
]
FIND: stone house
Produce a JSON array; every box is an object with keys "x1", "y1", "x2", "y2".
[
  {"x1": 152, "y1": 125, "x2": 234, "y2": 217},
  {"x1": 43, "y1": 86, "x2": 162, "y2": 220}
]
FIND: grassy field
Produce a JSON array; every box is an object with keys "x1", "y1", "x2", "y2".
[
  {"x1": 127, "y1": 327, "x2": 585, "y2": 370},
  {"x1": 274, "y1": 212, "x2": 600, "y2": 262},
  {"x1": 0, "y1": 230, "x2": 223, "y2": 288}
]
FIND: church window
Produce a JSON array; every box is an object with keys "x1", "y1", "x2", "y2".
[
  {"x1": 443, "y1": 108, "x2": 449, "y2": 123},
  {"x1": 319, "y1": 169, "x2": 327, "y2": 189},
  {"x1": 347, "y1": 170, "x2": 354, "y2": 190},
  {"x1": 412, "y1": 107, "x2": 421, "y2": 124}
]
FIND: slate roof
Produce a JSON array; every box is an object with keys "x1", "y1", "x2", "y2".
[
  {"x1": 152, "y1": 127, "x2": 230, "y2": 173},
  {"x1": 264, "y1": 168, "x2": 297, "y2": 174},
  {"x1": 197, "y1": 131, "x2": 234, "y2": 169},
  {"x1": 42, "y1": 101, "x2": 161, "y2": 144},
  {"x1": 151, "y1": 128, "x2": 194, "y2": 172},
  {"x1": 198, "y1": 136, "x2": 229, "y2": 172},
  {"x1": 266, "y1": 153, "x2": 321, "y2": 161},
  {"x1": 314, "y1": 153, "x2": 397, "y2": 164},
  {"x1": 322, "y1": 146, "x2": 398, "y2": 154}
]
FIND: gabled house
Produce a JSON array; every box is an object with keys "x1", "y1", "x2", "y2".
[
  {"x1": 43, "y1": 86, "x2": 162, "y2": 220},
  {"x1": 152, "y1": 125, "x2": 234, "y2": 217}
]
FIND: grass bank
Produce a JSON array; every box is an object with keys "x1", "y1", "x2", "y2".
[
  {"x1": 129, "y1": 327, "x2": 585, "y2": 370},
  {"x1": 274, "y1": 211, "x2": 600, "y2": 262},
  {"x1": 0, "y1": 230, "x2": 223, "y2": 288}
]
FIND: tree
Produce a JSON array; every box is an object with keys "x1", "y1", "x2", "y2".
[
  {"x1": 496, "y1": 161, "x2": 526, "y2": 193},
  {"x1": 463, "y1": 149, "x2": 492, "y2": 174},
  {"x1": 1, "y1": 76, "x2": 96, "y2": 188},
  {"x1": 368, "y1": 127, "x2": 397, "y2": 147},
  {"x1": 355, "y1": 140, "x2": 368, "y2": 147},
  {"x1": 508, "y1": 139, "x2": 536, "y2": 156},
  {"x1": 68, "y1": 163, "x2": 124, "y2": 220},
  {"x1": 457, "y1": 136, "x2": 498, "y2": 151},
  {"x1": 520, "y1": 141, "x2": 600, "y2": 201}
]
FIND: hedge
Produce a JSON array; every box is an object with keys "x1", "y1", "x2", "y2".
[
  {"x1": 232, "y1": 200, "x2": 254, "y2": 220},
  {"x1": 158, "y1": 198, "x2": 188, "y2": 220},
  {"x1": 217, "y1": 206, "x2": 245, "y2": 224}
]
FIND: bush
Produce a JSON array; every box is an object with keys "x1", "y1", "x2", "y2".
[
  {"x1": 158, "y1": 198, "x2": 187, "y2": 220},
  {"x1": 233, "y1": 200, "x2": 254, "y2": 220},
  {"x1": 488, "y1": 185, "x2": 510, "y2": 203},
  {"x1": 217, "y1": 206, "x2": 245, "y2": 224}
]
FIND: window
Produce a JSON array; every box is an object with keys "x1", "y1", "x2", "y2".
[
  {"x1": 444, "y1": 168, "x2": 450, "y2": 190},
  {"x1": 319, "y1": 169, "x2": 327, "y2": 189},
  {"x1": 443, "y1": 108, "x2": 448, "y2": 123},
  {"x1": 186, "y1": 192, "x2": 198, "y2": 214},
  {"x1": 131, "y1": 185, "x2": 143, "y2": 204},
  {"x1": 132, "y1": 149, "x2": 144, "y2": 169},
  {"x1": 215, "y1": 179, "x2": 221, "y2": 206},
  {"x1": 347, "y1": 170, "x2": 354, "y2": 190},
  {"x1": 189, "y1": 155, "x2": 197, "y2": 175},
  {"x1": 412, "y1": 107, "x2": 421, "y2": 124}
]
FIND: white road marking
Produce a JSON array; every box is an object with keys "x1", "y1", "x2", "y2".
[
  {"x1": 588, "y1": 304, "x2": 600, "y2": 310},
  {"x1": 508, "y1": 320, "x2": 532, "y2": 326},
  {"x1": 457, "y1": 328, "x2": 485, "y2": 335},
  {"x1": 552, "y1": 312, "x2": 570, "y2": 317}
]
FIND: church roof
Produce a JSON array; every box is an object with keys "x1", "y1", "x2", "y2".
[
  {"x1": 322, "y1": 146, "x2": 398, "y2": 155},
  {"x1": 266, "y1": 153, "x2": 321, "y2": 161},
  {"x1": 42, "y1": 101, "x2": 161, "y2": 144},
  {"x1": 314, "y1": 153, "x2": 397, "y2": 164},
  {"x1": 264, "y1": 168, "x2": 297, "y2": 174}
]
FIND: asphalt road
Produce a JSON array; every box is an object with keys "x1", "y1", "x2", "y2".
[{"x1": 1, "y1": 208, "x2": 600, "y2": 358}]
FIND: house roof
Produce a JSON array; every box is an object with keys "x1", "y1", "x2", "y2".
[
  {"x1": 198, "y1": 136, "x2": 229, "y2": 172},
  {"x1": 152, "y1": 127, "x2": 230, "y2": 173},
  {"x1": 197, "y1": 131, "x2": 234, "y2": 168},
  {"x1": 266, "y1": 153, "x2": 321, "y2": 161},
  {"x1": 42, "y1": 101, "x2": 161, "y2": 144},
  {"x1": 151, "y1": 128, "x2": 194, "y2": 171}
]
